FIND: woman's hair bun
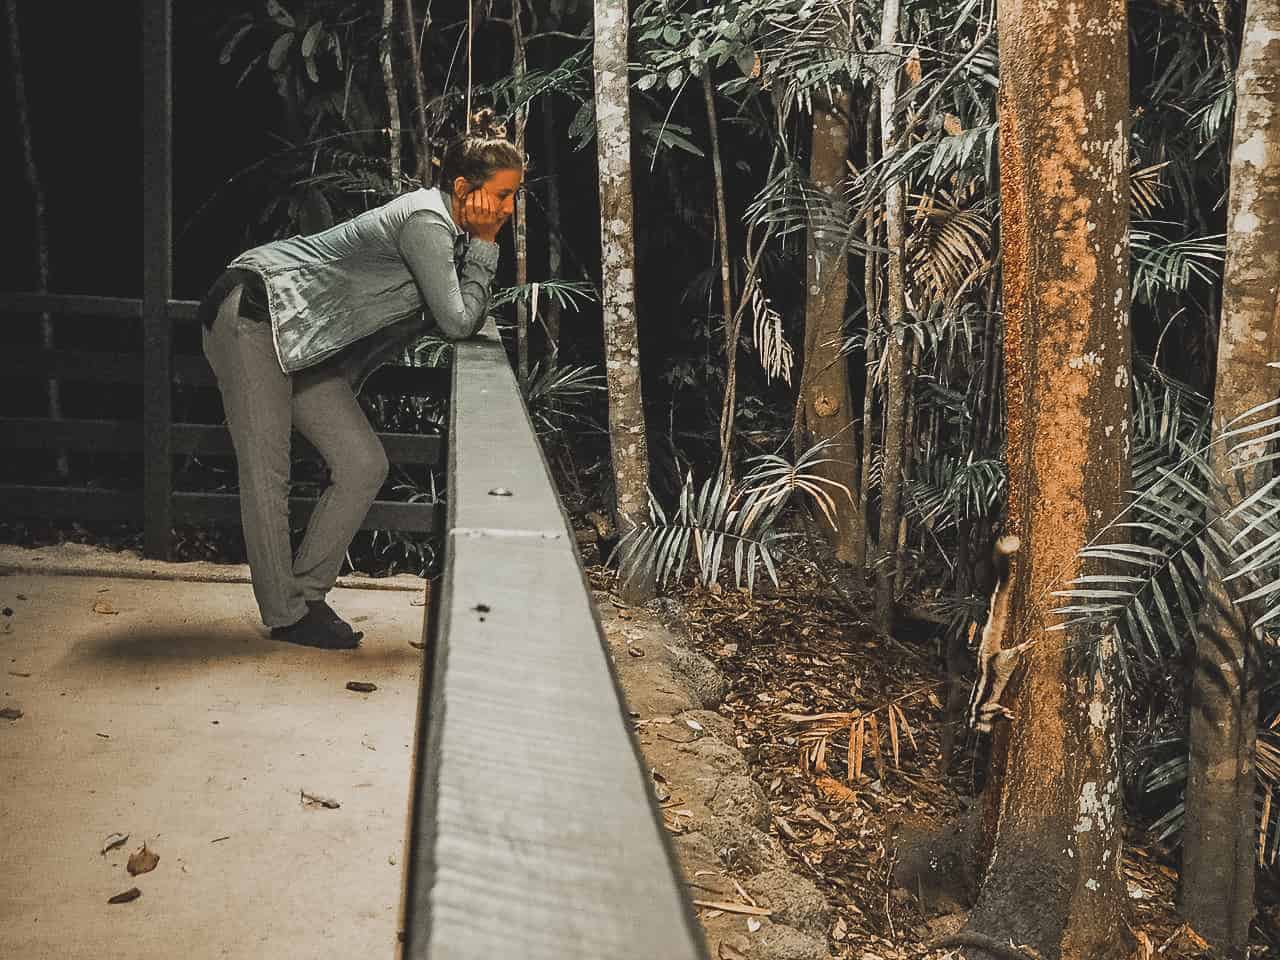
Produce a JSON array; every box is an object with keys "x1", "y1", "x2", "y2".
[{"x1": 470, "y1": 107, "x2": 507, "y2": 140}]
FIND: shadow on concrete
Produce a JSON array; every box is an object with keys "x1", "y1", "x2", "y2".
[{"x1": 56, "y1": 623, "x2": 424, "y2": 674}]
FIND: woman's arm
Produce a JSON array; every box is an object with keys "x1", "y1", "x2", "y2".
[{"x1": 397, "y1": 210, "x2": 499, "y2": 340}]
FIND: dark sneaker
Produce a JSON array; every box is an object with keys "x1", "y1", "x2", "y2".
[
  {"x1": 305, "y1": 599, "x2": 363, "y2": 644},
  {"x1": 271, "y1": 605, "x2": 361, "y2": 649}
]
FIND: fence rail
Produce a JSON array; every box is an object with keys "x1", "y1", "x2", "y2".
[{"x1": 0, "y1": 291, "x2": 446, "y2": 541}]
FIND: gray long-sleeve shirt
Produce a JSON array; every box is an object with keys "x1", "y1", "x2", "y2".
[{"x1": 215, "y1": 186, "x2": 499, "y2": 389}]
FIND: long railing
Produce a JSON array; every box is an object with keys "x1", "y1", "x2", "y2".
[{"x1": 404, "y1": 319, "x2": 706, "y2": 959}]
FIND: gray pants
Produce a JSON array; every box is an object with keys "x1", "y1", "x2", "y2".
[{"x1": 202, "y1": 288, "x2": 389, "y2": 628}]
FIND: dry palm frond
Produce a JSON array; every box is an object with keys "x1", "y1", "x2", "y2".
[
  {"x1": 747, "y1": 277, "x2": 794, "y2": 386},
  {"x1": 741, "y1": 441, "x2": 855, "y2": 532},
  {"x1": 906, "y1": 191, "x2": 993, "y2": 309},
  {"x1": 1131, "y1": 161, "x2": 1170, "y2": 218}
]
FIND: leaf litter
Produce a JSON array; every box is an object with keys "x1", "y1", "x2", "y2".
[{"x1": 601, "y1": 560, "x2": 1252, "y2": 960}]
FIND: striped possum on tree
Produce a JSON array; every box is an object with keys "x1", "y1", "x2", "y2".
[{"x1": 967, "y1": 534, "x2": 1032, "y2": 733}]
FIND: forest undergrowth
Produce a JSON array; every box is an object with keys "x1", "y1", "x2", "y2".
[{"x1": 590, "y1": 549, "x2": 1280, "y2": 960}]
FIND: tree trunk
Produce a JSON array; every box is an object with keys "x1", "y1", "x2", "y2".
[
  {"x1": 511, "y1": 2, "x2": 530, "y2": 385},
  {"x1": 1181, "y1": 4, "x2": 1280, "y2": 954},
  {"x1": 592, "y1": 0, "x2": 652, "y2": 602},
  {"x1": 959, "y1": 1, "x2": 1134, "y2": 957},
  {"x1": 542, "y1": 96, "x2": 564, "y2": 351},
  {"x1": 535, "y1": 0, "x2": 564, "y2": 352},
  {"x1": 380, "y1": 0, "x2": 402, "y2": 184},
  {"x1": 795, "y1": 91, "x2": 863, "y2": 562},
  {"x1": 706, "y1": 72, "x2": 741, "y2": 480},
  {"x1": 859, "y1": 100, "x2": 879, "y2": 570},
  {"x1": 875, "y1": 0, "x2": 908, "y2": 631},
  {"x1": 399, "y1": 0, "x2": 431, "y2": 183},
  {"x1": 895, "y1": 338, "x2": 921, "y2": 594},
  {"x1": 6, "y1": 0, "x2": 67, "y2": 480}
]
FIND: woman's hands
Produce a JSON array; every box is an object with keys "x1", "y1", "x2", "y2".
[{"x1": 458, "y1": 187, "x2": 509, "y2": 243}]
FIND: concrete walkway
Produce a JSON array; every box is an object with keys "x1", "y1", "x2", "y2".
[{"x1": 0, "y1": 559, "x2": 428, "y2": 959}]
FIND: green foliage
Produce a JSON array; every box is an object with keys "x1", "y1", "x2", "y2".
[{"x1": 617, "y1": 441, "x2": 854, "y2": 593}]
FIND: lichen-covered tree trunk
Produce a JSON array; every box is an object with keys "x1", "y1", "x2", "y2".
[
  {"x1": 707, "y1": 72, "x2": 740, "y2": 480},
  {"x1": 960, "y1": 1, "x2": 1134, "y2": 957},
  {"x1": 542, "y1": 98, "x2": 564, "y2": 351},
  {"x1": 1181, "y1": 5, "x2": 1280, "y2": 954},
  {"x1": 592, "y1": 0, "x2": 651, "y2": 600},
  {"x1": 379, "y1": 0, "x2": 402, "y2": 184},
  {"x1": 875, "y1": 0, "x2": 908, "y2": 631},
  {"x1": 797, "y1": 92, "x2": 863, "y2": 562},
  {"x1": 511, "y1": 5, "x2": 530, "y2": 384},
  {"x1": 399, "y1": 0, "x2": 430, "y2": 183}
]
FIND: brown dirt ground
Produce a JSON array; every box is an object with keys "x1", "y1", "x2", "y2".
[{"x1": 588, "y1": 562, "x2": 1280, "y2": 960}]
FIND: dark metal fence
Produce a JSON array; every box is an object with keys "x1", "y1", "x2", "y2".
[{"x1": 0, "y1": 291, "x2": 448, "y2": 546}]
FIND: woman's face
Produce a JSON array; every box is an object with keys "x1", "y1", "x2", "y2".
[{"x1": 454, "y1": 167, "x2": 523, "y2": 220}]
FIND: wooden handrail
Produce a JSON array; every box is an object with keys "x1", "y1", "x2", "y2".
[{"x1": 402, "y1": 319, "x2": 705, "y2": 959}]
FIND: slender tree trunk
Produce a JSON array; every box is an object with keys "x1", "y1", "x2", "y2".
[
  {"x1": 593, "y1": 0, "x2": 652, "y2": 602},
  {"x1": 795, "y1": 91, "x2": 862, "y2": 561},
  {"x1": 956, "y1": 2, "x2": 1134, "y2": 957},
  {"x1": 542, "y1": 97, "x2": 564, "y2": 351},
  {"x1": 535, "y1": 0, "x2": 564, "y2": 352},
  {"x1": 895, "y1": 338, "x2": 921, "y2": 593},
  {"x1": 940, "y1": 517, "x2": 973, "y2": 771},
  {"x1": 860, "y1": 100, "x2": 879, "y2": 570},
  {"x1": 6, "y1": 0, "x2": 66, "y2": 480},
  {"x1": 510, "y1": 1, "x2": 530, "y2": 384},
  {"x1": 705, "y1": 72, "x2": 740, "y2": 480},
  {"x1": 875, "y1": 0, "x2": 908, "y2": 631},
  {"x1": 399, "y1": 0, "x2": 431, "y2": 183},
  {"x1": 1181, "y1": 5, "x2": 1280, "y2": 954},
  {"x1": 380, "y1": 0, "x2": 402, "y2": 184}
]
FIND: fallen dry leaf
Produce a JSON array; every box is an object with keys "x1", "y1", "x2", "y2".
[
  {"x1": 127, "y1": 844, "x2": 159, "y2": 876},
  {"x1": 718, "y1": 943, "x2": 748, "y2": 959},
  {"x1": 692, "y1": 899, "x2": 773, "y2": 917},
  {"x1": 108, "y1": 887, "x2": 141, "y2": 904},
  {"x1": 0, "y1": 707, "x2": 22, "y2": 721},
  {"x1": 300, "y1": 790, "x2": 340, "y2": 809},
  {"x1": 815, "y1": 775, "x2": 859, "y2": 805},
  {"x1": 92, "y1": 600, "x2": 118, "y2": 615},
  {"x1": 101, "y1": 833, "x2": 129, "y2": 856},
  {"x1": 345, "y1": 681, "x2": 377, "y2": 693}
]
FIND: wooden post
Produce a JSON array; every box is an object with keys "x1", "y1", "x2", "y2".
[{"x1": 141, "y1": 0, "x2": 173, "y2": 559}]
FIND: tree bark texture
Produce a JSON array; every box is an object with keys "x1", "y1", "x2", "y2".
[
  {"x1": 875, "y1": 0, "x2": 909, "y2": 630},
  {"x1": 964, "y1": 1, "x2": 1134, "y2": 957},
  {"x1": 705, "y1": 72, "x2": 739, "y2": 480},
  {"x1": 380, "y1": 0, "x2": 402, "y2": 184},
  {"x1": 860, "y1": 100, "x2": 879, "y2": 569},
  {"x1": 797, "y1": 92, "x2": 863, "y2": 562},
  {"x1": 511, "y1": 3, "x2": 530, "y2": 384},
  {"x1": 1181, "y1": 5, "x2": 1280, "y2": 954},
  {"x1": 399, "y1": 0, "x2": 431, "y2": 183},
  {"x1": 541, "y1": 96, "x2": 564, "y2": 350},
  {"x1": 592, "y1": 0, "x2": 652, "y2": 598}
]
